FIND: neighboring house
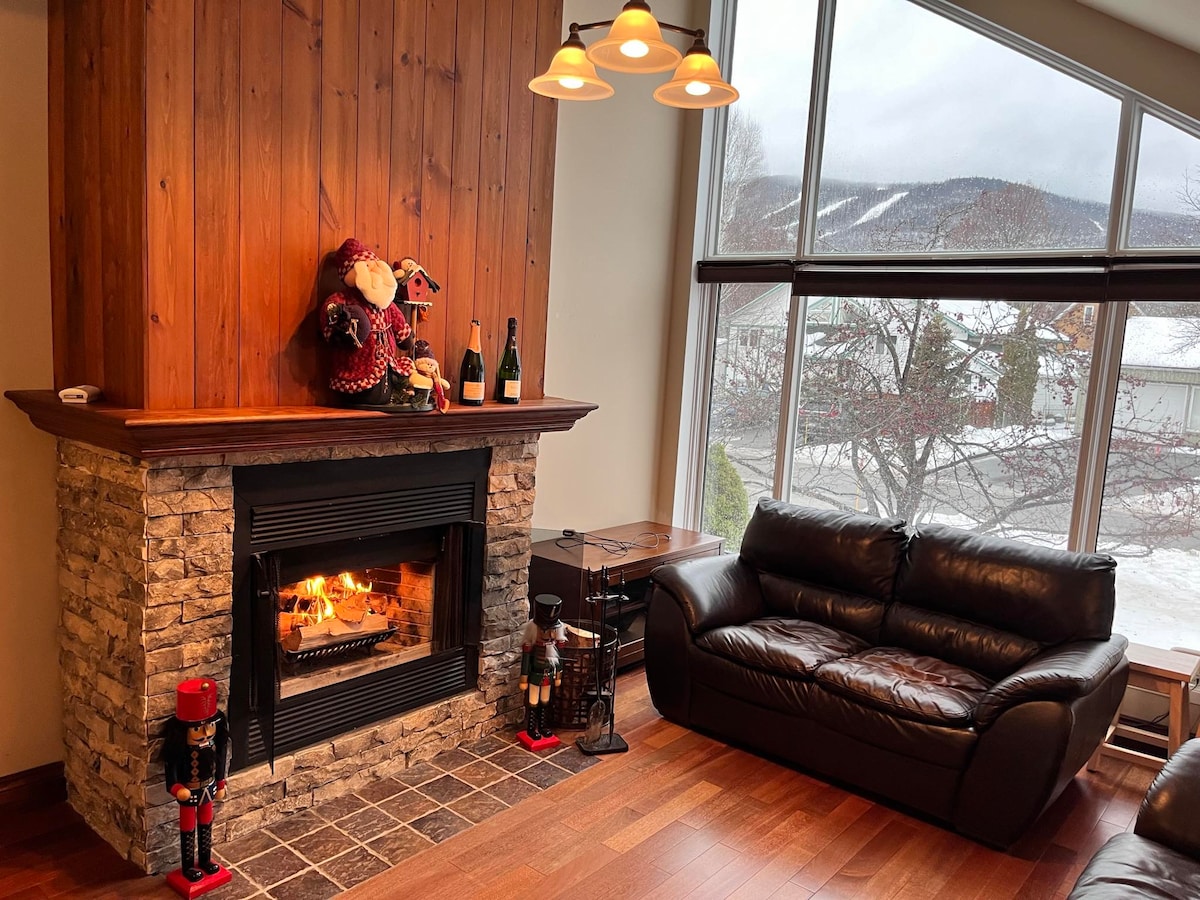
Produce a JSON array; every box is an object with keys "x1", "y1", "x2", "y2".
[{"x1": 1112, "y1": 316, "x2": 1200, "y2": 436}]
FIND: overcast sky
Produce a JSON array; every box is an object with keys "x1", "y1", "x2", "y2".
[{"x1": 728, "y1": 0, "x2": 1200, "y2": 215}]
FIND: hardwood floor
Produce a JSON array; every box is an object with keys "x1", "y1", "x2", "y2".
[{"x1": 0, "y1": 670, "x2": 1156, "y2": 899}]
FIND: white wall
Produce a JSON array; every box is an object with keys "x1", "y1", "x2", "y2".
[
  {"x1": 535, "y1": 0, "x2": 696, "y2": 531},
  {"x1": 0, "y1": 0, "x2": 61, "y2": 777}
]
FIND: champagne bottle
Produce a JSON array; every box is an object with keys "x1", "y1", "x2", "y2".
[
  {"x1": 459, "y1": 320, "x2": 485, "y2": 406},
  {"x1": 495, "y1": 317, "x2": 522, "y2": 404}
]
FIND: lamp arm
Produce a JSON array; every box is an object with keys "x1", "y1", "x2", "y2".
[{"x1": 568, "y1": 20, "x2": 705, "y2": 40}]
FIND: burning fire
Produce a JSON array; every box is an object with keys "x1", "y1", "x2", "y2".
[{"x1": 293, "y1": 573, "x2": 374, "y2": 626}]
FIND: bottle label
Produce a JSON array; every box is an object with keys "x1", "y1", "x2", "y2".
[
  {"x1": 462, "y1": 381, "x2": 485, "y2": 401},
  {"x1": 503, "y1": 380, "x2": 521, "y2": 399}
]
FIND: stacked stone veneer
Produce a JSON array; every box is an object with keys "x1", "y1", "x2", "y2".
[{"x1": 55, "y1": 435, "x2": 538, "y2": 874}]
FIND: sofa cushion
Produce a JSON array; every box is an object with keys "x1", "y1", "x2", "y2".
[
  {"x1": 1068, "y1": 832, "x2": 1200, "y2": 899},
  {"x1": 814, "y1": 648, "x2": 992, "y2": 727},
  {"x1": 741, "y1": 500, "x2": 907, "y2": 604},
  {"x1": 697, "y1": 617, "x2": 869, "y2": 679},
  {"x1": 883, "y1": 603, "x2": 1042, "y2": 681},
  {"x1": 759, "y1": 573, "x2": 886, "y2": 644},
  {"x1": 896, "y1": 524, "x2": 1116, "y2": 647}
]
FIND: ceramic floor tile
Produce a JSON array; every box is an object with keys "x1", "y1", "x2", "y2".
[
  {"x1": 238, "y1": 845, "x2": 310, "y2": 889},
  {"x1": 460, "y1": 734, "x2": 509, "y2": 757},
  {"x1": 550, "y1": 745, "x2": 604, "y2": 773},
  {"x1": 354, "y1": 777, "x2": 406, "y2": 804},
  {"x1": 319, "y1": 845, "x2": 391, "y2": 890},
  {"x1": 489, "y1": 746, "x2": 540, "y2": 773},
  {"x1": 265, "y1": 868, "x2": 341, "y2": 900},
  {"x1": 201, "y1": 867, "x2": 260, "y2": 900},
  {"x1": 394, "y1": 760, "x2": 442, "y2": 788},
  {"x1": 519, "y1": 760, "x2": 573, "y2": 790},
  {"x1": 453, "y1": 759, "x2": 508, "y2": 789},
  {"x1": 378, "y1": 789, "x2": 439, "y2": 823},
  {"x1": 265, "y1": 810, "x2": 325, "y2": 843},
  {"x1": 485, "y1": 776, "x2": 542, "y2": 806},
  {"x1": 220, "y1": 830, "x2": 282, "y2": 865},
  {"x1": 312, "y1": 793, "x2": 368, "y2": 823},
  {"x1": 367, "y1": 826, "x2": 435, "y2": 865},
  {"x1": 408, "y1": 808, "x2": 473, "y2": 844},
  {"x1": 430, "y1": 748, "x2": 477, "y2": 771},
  {"x1": 289, "y1": 825, "x2": 356, "y2": 865},
  {"x1": 448, "y1": 790, "x2": 509, "y2": 824},
  {"x1": 416, "y1": 774, "x2": 474, "y2": 804},
  {"x1": 335, "y1": 806, "x2": 398, "y2": 843}
]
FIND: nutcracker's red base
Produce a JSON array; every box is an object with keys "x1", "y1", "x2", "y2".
[
  {"x1": 516, "y1": 730, "x2": 561, "y2": 751},
  {"x1": 165, "y1": 865, "x2": 232, "y2": 898}
]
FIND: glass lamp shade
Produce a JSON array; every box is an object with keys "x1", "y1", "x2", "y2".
[
  {"x1": 585, "y1": 4, "x2": 682, "y2": 73},
  {"x1": 529, "y1": 38, "x2": 615, "y2": 101},
  {"x1": 653, "y1": 48, "x2": 739, "y2": 109}
]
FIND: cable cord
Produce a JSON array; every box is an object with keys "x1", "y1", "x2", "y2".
[{"x1": 554, "y1": 530, "x2": 671, "y2": 557}]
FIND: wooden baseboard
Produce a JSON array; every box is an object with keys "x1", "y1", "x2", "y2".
[{"x1": 0, "y1": 761, "x2": 66, "y2": 810}]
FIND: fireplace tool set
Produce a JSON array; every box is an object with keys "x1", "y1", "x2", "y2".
[{"x1": 577, "y1": 566, "x2": 629, "y2": 756}]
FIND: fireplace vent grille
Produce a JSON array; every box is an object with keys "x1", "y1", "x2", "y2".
[{"x1": 249, "y1": 483, "x2": 476, "y2": 546}]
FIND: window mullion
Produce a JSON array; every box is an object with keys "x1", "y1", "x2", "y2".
[
  {"x1": 1069, "y1": 299, "x2": 1130, "y2": 552},
  {"x1": 677, "y1": 283, "x2": 722, "y2": 530},
  {"x1": 773, "y1": 294, "x2": 807, "y2": 500},
  {"x1": 797, "y1": 0, "x2": 837, "y2": 260},
  {"x1": 1110, "y1": 100, "x2": 1141, "y2": 253}
]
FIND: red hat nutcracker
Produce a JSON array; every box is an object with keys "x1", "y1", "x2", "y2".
[{"x1": 162, "y1": 679, "x2": 231, "y2": 897}]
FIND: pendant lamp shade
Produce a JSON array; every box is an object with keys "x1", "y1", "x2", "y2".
[
  {"x1": 653, "y1": 43, "x2": 739, "y2": 109},
  {"x1": 529, "y1": 33, "x2": 615, "y2": 101},
  {"x1": 585, "y1": 2, "x2": 682, "y2": 74}
]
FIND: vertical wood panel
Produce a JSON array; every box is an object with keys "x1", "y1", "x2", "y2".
[
  {"x1": 420, "y1": 0, "x2": 458, "y2": 370},
  {"x1": 238, "y1": 1, "x2": 284, "y2": 406},
  {"x1": 522, "y1": 0, "x2": 562, "y2": 400},
  {"x1": 145, "y1": 0, "x2": 196, "y2": 408},
  {"x1": 279, "y1": 0, "x2": 323, "y2": 405},
  {"x1": 446, "y1": 0, "x2": 485, "y2": 385},
  {"x1": 355, "y1": 0, "x2": 394, "y2": 254},
  {"x1": 194, "y1": 0, "x2": 242, "y2": 407},
  {"x1": 496, "y1": 0, "x2": 537, "y2": 397},
  {"x1": 99, "y1": 0, "x2": 146, "y2": 407},
  {"x1": 319, "y1": 1, "x2": 360, "y2": 283},
  {"x1": 473, "y1": 0, "x2": 513, "y2": 378},
  {"x1": 387, "y1": 0, "x2": 427, "y2": 264},
  {"x1": 48, "y1": 0, "x2": 68, "y2": 391}
]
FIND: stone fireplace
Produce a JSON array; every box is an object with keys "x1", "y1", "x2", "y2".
[{"x1": 52, "y1": 432, "x2": 543, "y2": 874}]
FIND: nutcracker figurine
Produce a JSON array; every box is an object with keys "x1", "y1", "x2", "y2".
[
  {"x1": 162, "y1": 678, "x2": 231, "y2": 898},
  {"x1": 518, "y1": 594, "x2": 569, "y2": 750}
]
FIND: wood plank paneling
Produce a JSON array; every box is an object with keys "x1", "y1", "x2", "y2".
[
  {"x1": 194, "y1": 0, "x2": 242, "y2": 407},
  {"x1": 145, "y1": 0, "x2": 196, "y2": 409},
  {"x1": 279, "y1": 0, "x2": 324, "y2": 405},
  {"x1": 420, "y1": 0, "x2": 459, "y2": 372},
  {"x1": 238, "y1": 0, "x2": 284, "y2": 407},
  {"x1": 98, "y1": 0, "x2": 146, "y2": 407},
  {"x1": 50, "y1": 1, "x2": 560, "y2": 409},
  {"x1": 446, "y1": 0, "x2": 486, "y2": 390}
]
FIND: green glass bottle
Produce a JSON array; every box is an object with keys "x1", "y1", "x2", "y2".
[
  {"x1": 458, "y1": 319, "x2": 485, "y2": 406},
  {"x1": 495, "y1": 317, "x2": 522, "y2": 404}
]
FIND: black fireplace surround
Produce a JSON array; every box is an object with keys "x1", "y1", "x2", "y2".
[{"x1": 229, "y1": 449, "x2": 488, "y2": 769}]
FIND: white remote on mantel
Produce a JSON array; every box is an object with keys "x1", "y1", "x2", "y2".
[{"x1": 58, "y1": 385, "x2": 103, "y2": 404}]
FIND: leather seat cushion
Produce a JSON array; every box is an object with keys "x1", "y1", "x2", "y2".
[
  {"x1": 1068, "y1": 832, "x2": 1200, "y2": 899},
  {"x1": 696, "y1": 617, "x2": 869, "y2": 679},
  {"x1": 814, "y1": 647, "x2": 992, "y2": 727}
]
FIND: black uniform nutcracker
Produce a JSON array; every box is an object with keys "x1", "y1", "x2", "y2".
[{"x1": 162, "y1": 678, "x2": 231, "y2": 897}]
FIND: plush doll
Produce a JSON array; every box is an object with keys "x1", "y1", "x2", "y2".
[{"x1": 411, "y1": 339, "x2": 451, "y2": 413}]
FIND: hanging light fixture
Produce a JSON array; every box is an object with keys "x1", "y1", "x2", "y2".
[{"x1": 529, "y1": 1, "x2": 737, "y2": 109}]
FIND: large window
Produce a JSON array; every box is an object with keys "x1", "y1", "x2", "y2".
[{"x1": 691, "y1": 0, "x2": 1200, "y2": 652}]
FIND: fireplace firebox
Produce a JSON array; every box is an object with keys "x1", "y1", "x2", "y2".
[{"x1": 229, "y1": 450, "x2": 487, "y2": 769}]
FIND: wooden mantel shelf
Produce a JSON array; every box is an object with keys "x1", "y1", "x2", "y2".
[{"x1": 5, "y1": 391, "x2": 597, "y2": 459}]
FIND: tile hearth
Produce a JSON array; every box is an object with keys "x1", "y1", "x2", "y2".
[{"x1": 205, "y1": 733, "x2": 599, "y2": 899}]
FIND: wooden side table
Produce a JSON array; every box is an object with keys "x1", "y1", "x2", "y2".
[
  {"x1": 1088, "y1": 642, "x2": 1200, "y2": 771},
  {"x1": 530, "y1": 521, "x2": 724, "y2": 668}
]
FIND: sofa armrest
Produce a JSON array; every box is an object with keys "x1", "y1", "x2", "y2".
[
  {"x1": 1135, "y1": 738, "x2": 1200, "y2": 860},
  {"x1": 651, "y1": 555, "x2": 765, "y2": 634},
  {"x1": 975, "y1": 637, "x2": 1128, "y2": 729}
]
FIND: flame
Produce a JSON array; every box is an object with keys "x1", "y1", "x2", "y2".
[{"x1": 292, "y1": 572, "x2": 373, "y2": 626}]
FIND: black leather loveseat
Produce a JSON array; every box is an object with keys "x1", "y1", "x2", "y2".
[
  {"x1": 1070, "y1": 738, "x2": 1200, "y2": 898},
  {"x1": 645, "y1": 499, "x2": 1129, "y2": 848}
]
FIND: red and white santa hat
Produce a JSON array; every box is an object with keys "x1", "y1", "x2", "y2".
[{"x1": 335, "y1": 238, "x2": 379, "y2": 281}]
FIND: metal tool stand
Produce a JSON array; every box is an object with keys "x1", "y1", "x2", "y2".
[{"x1": 577, "y1": 567, "x2": 629, "y2": 755}]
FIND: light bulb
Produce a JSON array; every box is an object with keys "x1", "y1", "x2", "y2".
[
  {"x1": 620, "y1": 39, "x2": 650, "y2": 58},
  {"x1": 558, "y1": 76, "x2": 584, "y2": 89},
  {"x1": 685, "y1": 81, "x2": 711, "y2": 96}
]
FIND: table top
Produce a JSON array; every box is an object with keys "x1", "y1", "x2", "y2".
[
  {"x1": 530, "y1": 520, "x2": 724, "y2": 573},
  {"x1": 1127, "y1": 642, "x2": 1200, "y2": 681}
]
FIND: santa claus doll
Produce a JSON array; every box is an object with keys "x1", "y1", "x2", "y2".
[{"x1": 322, "y1": 238, "x2": 441, "y2": 411}]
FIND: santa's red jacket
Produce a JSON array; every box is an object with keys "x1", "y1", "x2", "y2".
[{"x1": 322, "y1": 293, "x2": 414, "y2": 394}]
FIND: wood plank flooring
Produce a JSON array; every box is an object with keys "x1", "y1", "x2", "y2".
[{"x1": 0, "y1": 670, "x2": 1157, "y2": 899}]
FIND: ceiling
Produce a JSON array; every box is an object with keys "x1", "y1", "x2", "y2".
[{"x1": 1076, "y1": 0, "x2": 1200, "y2": 55}]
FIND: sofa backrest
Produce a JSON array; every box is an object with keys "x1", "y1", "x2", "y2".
[
  {"x1": 740, "y1": 499, "x2": 907, "y2": 643},
  {"x1": 887, "y1": 523, "x2": 1117, "y2": 679}
]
